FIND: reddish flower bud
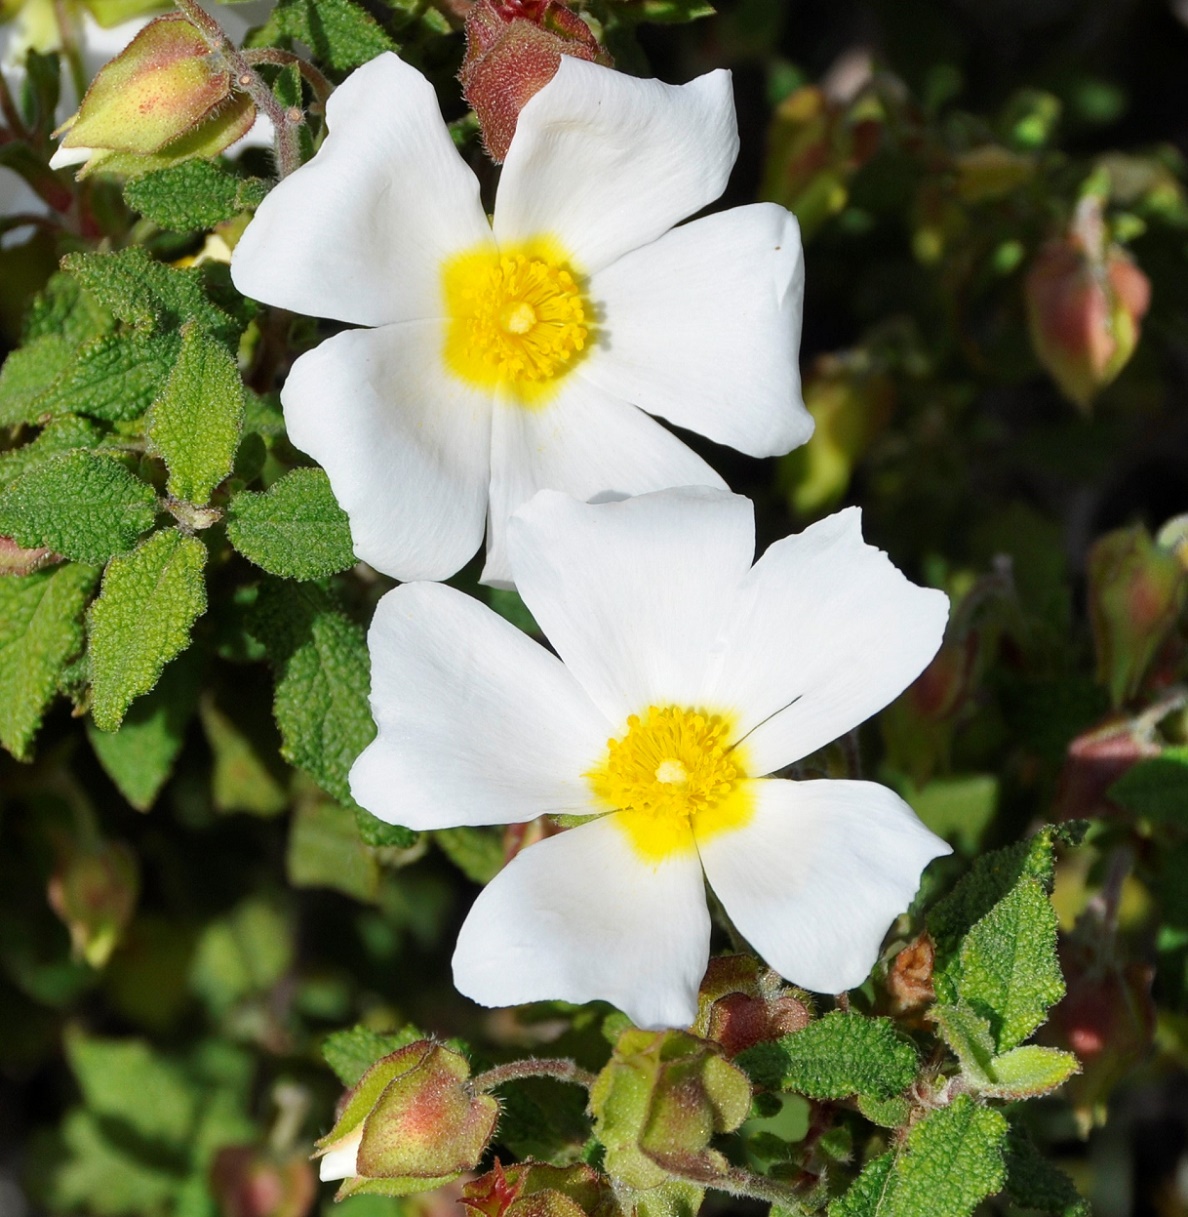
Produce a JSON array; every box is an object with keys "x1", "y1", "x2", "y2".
[
  {"x1": 52, "y1": 14, "x2": 256, "y2": 178},
  {"x1": 46, "y1": 837, "x2": 139, "y2": 969},
  {"x1": 1087, "y1": 524, "x2": 1186, "y2": 708},
  {"x1": 210, "y1": 1147, "x2": 317, "y2": 1217},
  {"x1": 693, "y1": 955, "x2": 810, "y2": 1058},
  {"x1": 1025, "y1": 200, "x2": 1151, "y2": 411},
  {"x1": 460, "y1": 0, "x2": 609, "y2": 162},
  {"x1": 1054, "y1": 713, "x2": 1162, "y2": 820},
  {"x1": 464, "y1": 1161, "x2": 615, "y2": 1217}
]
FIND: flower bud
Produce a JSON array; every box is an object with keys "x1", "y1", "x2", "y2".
[
  {"x1": 1054, "y1": 713, "x2": 1162, "y2": 820},
  {"x1": 1087, "y1": 524, "x2": 1186, "y2": 708},
  {"x1": 590, "y1": 1029, "x2": 751, "y2": 1193},
  {"x1": 1025, "y1": 200, "x2": 1151, "y2": 411},
  {"x1": 47, "y1": 837, "x2": 139, "y2": 969},
  {"x1": 886, "y1": 933, "x2": 936, "y2": 1016},
  {"x1": 51, "y1": 14, "x2": 256, "y2": 178},
  {"x1": 460, "y1": 0, "x2": 609, "y2": 163},
  {"x1": 464, "y1": 1160, "x2": 617, "y2": 1217},
  {"x1": 0, "y1": 535, "x2": 57, "y2": 575},
  {"x1": 692, "y1": 955, "x2": 810, "y2": 1058},
  {"x1": 314, "y1": 1041, "x2": 499, "y2": 1200},
  {"x1": 210, "y1": 1147, "x2": 317, "y2": 1217}
]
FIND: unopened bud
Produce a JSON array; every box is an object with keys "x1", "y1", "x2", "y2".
[
  {"x1": 47, "y1": 837, "x2": 139, "y2": 969},
  {"x1": 885, "y1": 933, "x2": 936, "y2": 1016},
  {"x1": 51, "y1": 14, "x2": 256, "y2": 178},
  {"x1": 210, "y1": 1147, "x2": 317, "y2": 1217},
  {"x1": 314, "y1": 1041, "x2": 498, "y2": 1200},
  {"x1": 1087, "y1": 524, "x2": 1186, "y2": 707},
  {"x1": 591, "y1": 1029, "x2": 751, "y2": 1193},
  {"x1": 1025, "y1": 202, "x2": 1151, "y2": 411},
  {"x1": 460, "y1": 0, "x2": 609, "y2": 162},
  {"x1": 692, "y1": 955, "x2": 810, "y2": 1058},
  {"x1": 1054, "y1": 713, "x2": 1162, "y2": 820}
]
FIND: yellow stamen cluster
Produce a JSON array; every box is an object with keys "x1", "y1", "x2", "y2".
[
  {"x1": 587, "y1": 706, "x2": 754, "y2": 862},
  {"x1": 442, "y1": 242, "x2": 589, "y2": 402}
]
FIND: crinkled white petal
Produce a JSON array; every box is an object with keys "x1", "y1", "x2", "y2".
[
  {"x1": 281, "y1": 322, "x2": 491, "y2": 582},
  {"x1": 706, "y1": 507, "x2": 949, "y2": 775},
  {"x1": 494, "y1": 57, "x2": 738, "y2": 275},
  {"x1": 698, "y1": 778, "x2": 951, "y2": 993},
  {"x1": 453, "y1": 815, "x2": 710, "y2": 1029},
  {"x1": 350, "y1": 582, "x2": 609, "y2": 831},
  {"x1": 318, "y1": 1130, "x2": 362, "y2": 1182},
  {"x1": 584, "y1": 204, "x2": 811, "y2": 458},
  {"x1": 507, "y1": 486, "x2": 752, "y2": 726},
  {"x1": 481, "y1": 375, "x2": 726, "y2": 587},
  {"x1": 232, "y1": 52, "x2": 490, "y2": 327}
]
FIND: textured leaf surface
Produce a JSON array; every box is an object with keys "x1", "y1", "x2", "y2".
[
  {"x1": 251, "y1": 583, "x2": 377, "y2": 809},
  {"x1": 0, "y1": 451, "x2": 158, "y2": 564},
  {"x1": 33, "y1": 332, "x2": 180, "y2": 422},
  {"x1": 0, "y1": 336, "x2": 80, "y2": 426},
  {"x1": 88, "y1": 529, "x2": 208, "y2": 732},
  {"x1": 958, "y1": 878, "x2": 1064, "y2": 1051},
  {"x1": 61, "y1": 248, "x2": 238, "y2": 345},
  {"x1": 737, "y1": 1012, "x2": 918, "y2": 1099},
  {"x1": 86, "y1": 652, "x2": 201, "y2": 810},
  {"x1": 322, "y1": 1024, "x2": 425, "y2": 1087},
  {"x1": 123, "y1": 161, "x2": 268, "y2": 230},
  {"x1": 0, "y1": 415, "x2": 106, "y2": 489},
  {"x1": 984, "y1": 1045, "x2": 1078, "y2": 1098},
  {"x1": 1003, "y1": 1122, "x2": 1089, "y2": 1216},
  {"x1": 227, "y1": 467, "x2": 355, "y2": 579},
  {"x1": 884, "y1": 1095, "x2": 1007, "y2": 1217},
  {"x1": 287, "y1": 799, "x2": 379, "y2": 902},
  {"x1": 356, "y1": 807, "x2": 417, "y2": 848},
  {"x1": 0, "y1": 563, "x2": 97, "y2": 759},
  {"x1": 271, "y1": 0, "x2": 397, "y2": 70},
  {"x1": 147, "y1": 324, "x2": 244, "y2": 505},
  {"x1": 829, "y1": 1151, "x2": 895, "y2": 1217}
]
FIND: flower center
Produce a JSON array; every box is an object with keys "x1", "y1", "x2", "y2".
[
  {"x1": 442, "y1": 240, "x2": 590, "y2": 405},
  {"x1": 586, "y1": 706, "x2": 754, "y2": 862}
]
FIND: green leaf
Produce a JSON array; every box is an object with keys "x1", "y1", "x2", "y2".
[
  {"x1": 0, "y1": 336, "x2": 81, "y2": 426},
  {"x1": 61, "y1": 247, "x2": 239, "y2": 345},
  {"x1": 250, "y1": 582, "x2": 377, "y2": 809},
  {"x1": 905, "y1": 775, "x2": 997, "y2": 855},
  {"x1": 86, "y1": 651, "x2": 201, "y2": 811},
  {"x1": 884, "y1": 1096, "x2": 1007, "y2": 1217},
  {"x1": 931, "y1": 1003, "x2": 995, "y2": 1085},
  {"x1": 736, "y1": 1012, "x2": 918, "y2": 1099},
  {"x1": 123, "y1": 162, "x2": 268, "y2": 231},
  {"x1": 33, "y1": 332, "x2": 181, "y2": 422},
  {"x1": 435, "y1": 826, "x2": 505, "y2": 883},
  {"x1": 958, "y1": 878, "x2": 1064, "y2": 1051},
  {"x1": 355, "y1": 807, "x2": 417, "y2": 849},
  {"x1": 1109, "y1": 747, "x2": 1188, "y2": 821},
  {"x1": 271, "y1": 0, "x2": 397, "y2": 69},
  {"x1": 0, "y1": 563, "x2": 98, "y2": 760},
  {"x1": 226, "y1": 467, "x2": 356, "y2": 579},
  {"x1": 147, "y1": 323, "x2": 245, "y2": 506},
  {"x1": 189, "y1": 897, "x2": 293, "y2": 1016},
  {"x1": 87, "y1": 529, "x2": 208, "y2": 732},
  {"x1": 829, "y1": 1151, "x2": 895, "y2": 1217},
  {"x1": 321, "y1": 1024, "x2": 425, "y2": 1087},
  {"x1": 24, "y1": 271, "x2": 112, "y2": 345},
  {"x1": 0, "y1": 415, "x2": 106, "y2": 490},
  {"x1": 0, "y1": 451, "x2": 159, "y2": 564},
  {"x1": 1002, "y1": 1122, "x2": 1089, "y2": 1217},
  {"x1": 983, "y1": 1045, "x2": 1079, "y2": 1099},
  {"x1": 287, "y1": 798, "x2": 379, "y2": 902},
  {"x1": 198, "y1": 690, "x2": 289, "y2": 816}
]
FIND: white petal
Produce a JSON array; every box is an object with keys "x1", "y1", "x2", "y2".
[
  {"x1": 49, "y1": 144, "x2": 91, "y2": 169},
  {"x1": 506, "y1": 486, "x2": 751, "y2": 725},
  {"x1": 453, "y1": 815, "x2": 710, "y2": 1029},
  {"x1": 232, "y1": 52, "x2": 490, "y2": 327},
  {"x1": 350, "y1": 582, "x2": 610, "y2": 831},
  {"x1": 281, "y1": 323, "x2": 491, "y2": 582},
  {"x1": 494, "y1": 57, "x2": 738, "y2": 275},
  {"x1": 698, "y1": 779, "x2": 951, "y2": 993},
  {"x1": 706, "y1": 508, "x2": 949, "y2": 776},
  {"x1": 318, "y1": 1130, "x2": 362, "y2": 1182},
  {"x1": 584, "y1": 204, "x2": 811, "y2": 457},
  {"x1": 482, "y1": 375, "x2": 726, "y2": 587}
]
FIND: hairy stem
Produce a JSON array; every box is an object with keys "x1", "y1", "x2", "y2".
[{"x1": 472, "y1": 1057, "x2": 598, "y2": 1093}]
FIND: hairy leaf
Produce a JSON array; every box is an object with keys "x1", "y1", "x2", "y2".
[
  {"x1": 88, "y1": 529, "x2": 208, "y2": 732},
  {"x1": 226, "y1": 467, "x2": 355, "y2": 580},
  {"x1": 123, "y1": 162, "x2": 268, "y2": 231},
  {"x1": 1109, "y1": 747, "x2": 1188, "y2": 821},
  {"x1": 33, "y1": 332, "x2": 181, "y2": 422},
  {"x1": 0, "y1": 415, "x2": 106, "y2": 490},
  {"x1": 0, "y1": 451, "x2": 158, "y2": 564},
  {"x1": 147, "y1": 324, "x2": 244, "y2": 505},
  {"x1": 0, "y1": 563, "x2": 98, "y2": 760},
  {"x1": 271, "y1": 0, "x2": 397, "y2": 70},
  {"x1": 1003, "y1": 1122, "x2": 1089, "y2": 1216},
  {"x1": 737, "y1": 1012, "x2": 918, "y2": 1099}
]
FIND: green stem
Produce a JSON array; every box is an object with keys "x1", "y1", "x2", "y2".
[
  {"x1": 707, "y1": 1166, "x2": 810, "y2": 1213},
  {"x1": 172, "y1": 0, "x2": 304, "y2": 177},
  {"x1": 471, "y1": 1057, "x2": 598, "y2": 1093},
  {"x1": 242, "y1": 47, "x2": 333, "y2": 113}
]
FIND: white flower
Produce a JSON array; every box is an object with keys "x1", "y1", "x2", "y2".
[
  {"x1": 350, "y1": 486, "x2": 952, "y2": 1030},
  {"x1": 230, "y1": 52, "x2": 811, "y2": 587}
]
